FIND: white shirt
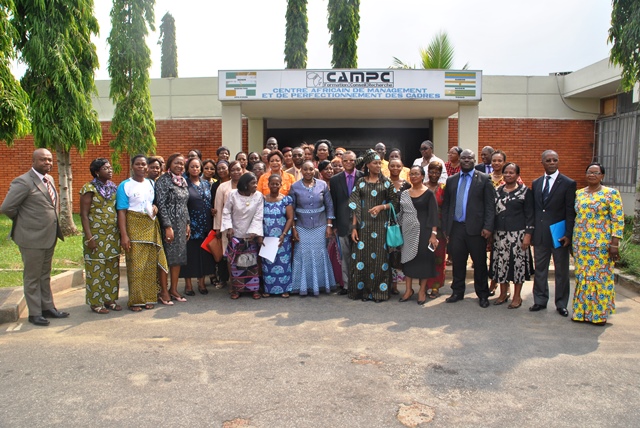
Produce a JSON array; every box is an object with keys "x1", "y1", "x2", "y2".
[
  {"x1": 413, "y1": 155, "x2": 448, "y2": 184},
  {"x1": 543, "y1": 170, "x2": 560, "y2": 192}
]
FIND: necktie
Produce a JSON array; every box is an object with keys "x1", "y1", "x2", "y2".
[
  {"x1": 454, "y1": 173, "x2": 468, "y2": 221},
  {"x1": 346, "y1": 173, "x2": 353, "y2": 195},
  {"x1": 43, "y1": 177, "x2": 56, "y2": 205},
  {"x1": 542, "y1": 175, "x2": 551, "y2": 203}
]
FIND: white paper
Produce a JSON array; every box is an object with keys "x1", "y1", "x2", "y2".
[
  {"x1": 259, "y1": 236, "x2": 280, "y2": 263},
  {"x1": 145, "y1": 201, "x2": 156, "y2": 220}
]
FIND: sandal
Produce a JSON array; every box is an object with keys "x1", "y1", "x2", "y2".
[
  {"x1": 428, "y1": 290, "x2": 440, "y2": 299},
  {"x1": 230, "y1": 292, "x2": 240, "y2": 300},
  {"x1": 170, "y1": 294, "x2": 187, "y2": 302},
  {"x1": 130, "y1": 306, "x2": 142, "y2": 312},
  {"x1": 144, "y1": 304, "x2": 155, "y2": 310},
  {"x1": 508, "y1": 299, "x2": 522, "y2": 309},
  {"x1": 252, "y1": 292, "x2": 261, "y2": 300},
  {"x1": 262, "y1": 293, "x2": 270, "y2": 298},
  {"x1": 104, "y1": 301, "x2": 122, "y2": 311},
  {"x1": 90, "y1": 305, "x2": 109, "y2": 314},
  {"x1": 158, "y1": 295, "x2": 174, "y2": 306},
  {"x1": 282, "y1": 293, "x2": 290, "y2": 298}
]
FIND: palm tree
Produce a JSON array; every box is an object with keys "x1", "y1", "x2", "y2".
[{"x1": 392, "y1": 30, "x2": 468, "y2": 69}]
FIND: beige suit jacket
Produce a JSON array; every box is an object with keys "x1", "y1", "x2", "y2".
[{"x1": 1, "y1": 169, "x2": 63, "y2": 248}]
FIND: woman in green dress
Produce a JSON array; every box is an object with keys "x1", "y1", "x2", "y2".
[{"x1": 79, "y1": 158, "x2": 122, "y2": 314}]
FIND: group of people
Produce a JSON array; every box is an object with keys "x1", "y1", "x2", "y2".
[{"x1": 1, "y1": 141, "x2": 624, "y2": 327}]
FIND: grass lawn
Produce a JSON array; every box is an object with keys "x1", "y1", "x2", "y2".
[
  {"x1": 619, "y1": 216, "x2": 640, "y2": 278},
  {"x1": 0, "y1": 214, "x2": 84, "y2": 288}
]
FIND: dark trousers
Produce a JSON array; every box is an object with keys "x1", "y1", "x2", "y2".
[
  {"x1": 20, "y1": 245, "x2": 56, "y2": 316},
  {"x1": 532, "y1": 244, "x2": 571, "y2": 309},
  {"x1": 449, "y1": 222, "x2": 489, "y2": 299}
]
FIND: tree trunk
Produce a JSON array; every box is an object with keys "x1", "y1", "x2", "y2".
[{"x1": 55, "y1": 147, "x2": 78, "y2": 236}]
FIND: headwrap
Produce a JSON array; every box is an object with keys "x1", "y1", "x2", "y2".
[{"x1": 361, "y1": 149, "x2": 381, "y2": 166}]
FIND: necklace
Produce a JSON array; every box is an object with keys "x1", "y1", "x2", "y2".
[{"x1": 587, "y1": 184, "x2": 603, "y2": 193}]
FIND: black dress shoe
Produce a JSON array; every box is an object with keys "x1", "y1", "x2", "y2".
[
  {"x1": 42, "y1": 308, "x2": 69, "y2": 318},
  {"x1": 184, "y1": 290, "x2": 196, "y2": 296},
  {"x1": 445, "y1": 294, "x2": 464, "y2": 303},
  {"x1": 479, "y1": 298, "x2": 490, "y2": 308},
  {"x1": 337, "y1": 289, "x2": 348, "y2": 295},
  {"x1": 557, "y1": 308, "x2": 569, "y2": 317},
  {"x1": 28, "y1": 316, "x2": 50, "y2": 326},
  {"x1": 528, "y1": 304, "x2": 547, "y2": 312}
]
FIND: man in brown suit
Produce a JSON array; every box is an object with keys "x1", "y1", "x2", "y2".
[{"x1": 1, "y1": 148, "x2": 68, "y2": 326}]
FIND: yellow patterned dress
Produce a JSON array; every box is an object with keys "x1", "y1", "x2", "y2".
[
  {"x1": 571, "y1": 186, "x2": 624, "y2": 324},
  {"x1": 80, "y1": 181, "x2": 121, "y2": 307}
]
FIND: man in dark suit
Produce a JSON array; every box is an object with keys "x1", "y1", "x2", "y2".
[
  {"x1": 474, "y1": 145, "x2": 494, "y2": 174},
  {"x1": 1, "y1": 149, "x2": 68, "y2": 326},
  {"x1": 530, "y1": 150, "x2": 576, "y2": 317},
  {"x1": 442, "y1": 149, "x2": 496, "y2": 308},
  {"x1": 330, "y1": 151, "x2": 363, "y2": 295}
]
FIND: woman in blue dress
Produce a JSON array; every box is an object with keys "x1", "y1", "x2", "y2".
[
  {"x1": 261, "y1": 174, "x2": 294, "y2": 297},
  {"x1": 180, "y1": 157, "x2": 216, "y2": 295},
  {"x1": 290, "y1": 161, "x2": 337, "y2": 296}
]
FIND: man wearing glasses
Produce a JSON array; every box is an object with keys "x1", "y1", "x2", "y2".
[
  {"x1": 530, "y1": 150, "x2": 576, "y2": 317},
  {"x1": 413, "y1": 140, "x2": 447, "y2": 184}
]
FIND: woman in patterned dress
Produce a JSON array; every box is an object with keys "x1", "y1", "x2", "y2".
[
  {"x1": 571, "y1": 163, "x2": 624, "y2": 325},
  {"x1": 80, "y1": 158, "x2": 121, "y2": 314},
  {"x1": 214, "y1": 161, "x2": 243, "y2": 285},
  {"x1": 348, "y1": 149, "x2": 399, "y2": 302},
  {"x1": 445, "y1": 146, "x2": 462, "y2": 177},
  {"x1": 155, "y1": 153, "x2": 191, "y2": 303},
  {"x1": 387, "y1": 158, "x2": 411, "y2": 295},
  {"x1": 221, "y1": 173, "x2": 264, "y2": 299},
  {"x1": 262, "y1": 174, "x2": 294, "y2": 297},
  {"x1": 290, "y1": 161, "x2": 336, "y2": 296},
  {"x1": 179, "y1": 157, "x2": 216, "y2": 296},
  {"x1": 424, "y1": 161, "x2": 447, "y2": 299},
  {"x1": 489, "y1": 163, "x2": 534, "y2": 309},
  {"x1": 398, "y1": 165, "x2": 439, "y2": 305},
  {"x1": 116, "y1": 155, "x2": 169, "y2": 311}
]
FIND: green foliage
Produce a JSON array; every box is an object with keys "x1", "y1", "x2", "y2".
[
  {"x1": 609, "y1": 0, "x2": 640, "y2": 91},
  {"x1": 158, "y1": 12, "x2": 178, "y2": 78},
  {"x1": 0, "y1": 0, "x2": 30, "y2": 145},
  {"x1": 392, "y1": 31, "x2": 469, "y2": 70},
  {"x1": 12, "y1": 0, "x2": 101, "y2": 152},
  {"x1": 108, "y1": 0, "x2": 157, "y2": 169},
  {"x1": 327, "y1": 0, "x2": 360, "y2": 68},
  {"x1": 284, "y1": 0, "x2": 308, "y2": 69},
  {"x1": 0, "y1": 214, "x2": 84, "y2": 287}
]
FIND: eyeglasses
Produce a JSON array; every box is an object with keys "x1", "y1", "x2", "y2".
[{"x1": 586, "y1": 171, "x2": 603, "y2": 176}]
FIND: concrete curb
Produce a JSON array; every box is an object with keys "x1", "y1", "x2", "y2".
[{"x1": 0, "y1": 269, "x2": 84, "y2": 324}]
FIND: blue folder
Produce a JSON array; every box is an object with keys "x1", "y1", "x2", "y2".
[{"x1": 549, "y1": 220, "x2": 566, "y2": 249}]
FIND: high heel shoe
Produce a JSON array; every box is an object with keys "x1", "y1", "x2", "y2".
[
  {"x1": 399, "y1": 289, "x2": 414, "y2": 302},
  {"x1": 494, "y1": 295, "x2": 510, "y2": 305}
]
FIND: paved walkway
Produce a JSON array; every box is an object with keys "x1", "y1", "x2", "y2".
[{"x1": 1, "y1": 270, "x2": 639, "y2": 427}]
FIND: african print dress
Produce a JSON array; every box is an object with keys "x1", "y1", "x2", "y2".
[
  {"x1": 426, "y1": 183, "x2": 447, "y2": 291},
  {"x1": 348, "y1": 177, "x2": 399, "y2": 301},
  {"x1": 221, "y1": 190, "x2": 264, "y2": 293},
  {"x1": 290, "y1": 179, "x2": 336, "y2": 296},
  {"x1": 155, "y1": 172, "x2": 190, "y2": 266},
  {"x1": 489, "y1": 184, "x2": 534, "y2": 284},
  {"x1": 262, "y1": 196, "x2": 293, "y2": 294},
  {"x1": 180, "y1": 179, "x2": 215, "y2": 279},
  {"x1": 572, "y1": 187, "x2": 624, "y2": 324},
  {"x1": 80, "y1": 180, "x2": 121, "y2": 307},
  {"x1": 116, "y1": 178, "x2": 169, "y2": 307}
]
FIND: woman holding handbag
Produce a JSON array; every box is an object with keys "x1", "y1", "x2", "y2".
[
  {"x1": 387, "y1": 158, "x2": 411, "y2": 295},
  {"x1": 398, "y1": 165, "x2": 439, "y2": 305},
  {"x1": 348, "y1": 149, "x2": 399, "y2": 302}
]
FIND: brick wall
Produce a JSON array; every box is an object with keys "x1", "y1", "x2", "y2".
[
  {"x1": 449, "y1": 118, "x2": 594, "y2": 188},
  {"x1": 0, "y1": 118, "x2": 248, "y2": 213},
  {"x1": 0, "y1": 117, "x2": 593, "y2": 213}
]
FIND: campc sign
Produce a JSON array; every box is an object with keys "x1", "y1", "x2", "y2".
[{"x1": 218, "y1": 69, "x2": 482, "y2": 101}]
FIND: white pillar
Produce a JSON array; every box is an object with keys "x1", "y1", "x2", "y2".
[
  {"x1": 248, "y1": 119, "x2": 264, "y2": 154},
  {"x1": 432, "y1": 118, "x2": 449, "y2": 160},
  {"x1": 221, "y1": 103, "x2": 243, "y2": 155},
  {"x1": 457, "y1": 103, "x2": 479, "y2": 153}
]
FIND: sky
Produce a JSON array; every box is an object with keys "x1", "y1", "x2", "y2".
[{"x1": 87, "y1": 0, "x2": 613, "y2": 80}]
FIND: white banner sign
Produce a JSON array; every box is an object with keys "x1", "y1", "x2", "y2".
[{"x1": 218, "y1": 69, "x2": 482, "y2": 101}]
